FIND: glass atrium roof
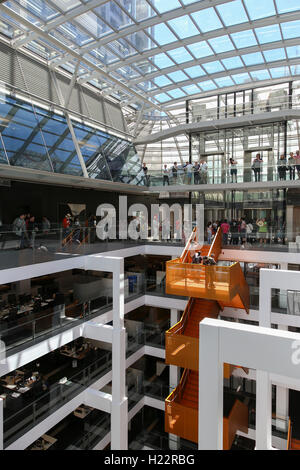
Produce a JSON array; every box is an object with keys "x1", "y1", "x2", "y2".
[{"x1": 0, "y1": 0, "x2": 300, "y2": 111}]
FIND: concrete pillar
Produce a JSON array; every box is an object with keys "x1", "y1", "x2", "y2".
[
  {"x1": 0, "y1": 398, "x2": 3, "y2": 450},
  {"x1": 276, "y1": 325, "x2": 289, "y2": 431},
  {"x1": 111, "y1": 258, "x2": 128, "y2": 450},
  {"x1": 169, "y1": 308, "x2": 181, "y2": 450},
  {"x1": 256, "y1": 370, "x2": 272, "y2": 449}
]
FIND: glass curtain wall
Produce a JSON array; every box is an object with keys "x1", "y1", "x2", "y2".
[
  {"x1": 0, "y1": 93, "x2": 144, "y2": 185},
  {"x1": 191, "y1": 122, "x2": 286, "y2": 183}
]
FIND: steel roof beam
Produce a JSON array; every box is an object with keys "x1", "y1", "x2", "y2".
[{"x1": 0, "y1": 4, "x2": 162, "y2": 112}]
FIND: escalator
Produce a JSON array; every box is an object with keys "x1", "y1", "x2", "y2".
[{"x1": 165, "y1": 227, "x2": 250, "y2": 448}]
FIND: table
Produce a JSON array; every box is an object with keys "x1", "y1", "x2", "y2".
[{"x1": 30, "y1": 434, "x2": 57, "y2": 450}]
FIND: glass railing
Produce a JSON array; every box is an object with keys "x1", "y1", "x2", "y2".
[
  {"x1": 129, "y1": 429, "x2": 197, "y2": 450},
  {"x1": 154, "y1": 98, "x2": 300, "y2": 127},
  {"x1": 3, "y1": 350, "x2": 112, "y2": 447},
  {"x1": 133, "y1": 163, "x2": 300, "y2": 187},
  {"x1": 65, "y1": 412, "x2": 111, "y2": 450}
]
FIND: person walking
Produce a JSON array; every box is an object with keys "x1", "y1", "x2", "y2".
[
  {"x1": 162, "y1": 164, "x2": 169, "y2": 186},
  {"x1": 288, "y1": 152, "x2": 296, "y2": 180}
]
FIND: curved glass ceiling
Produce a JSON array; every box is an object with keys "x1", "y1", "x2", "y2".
[{"x1": 0, "y1": 0, "x2": 299, "y2": 109}]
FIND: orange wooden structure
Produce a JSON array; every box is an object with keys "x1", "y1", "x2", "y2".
[{"x1": 165, "y1": 228, "x2": 250, "y2": 448}]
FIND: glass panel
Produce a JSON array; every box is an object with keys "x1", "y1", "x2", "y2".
[
  {"x1": 244, "y1": 0, "x2": 275, "y2": 20},
  {"x1": 216, "y1": 0, "x2": 248, "y2": 26},
  {"x1": 167, "y1": 47, "x2": 193, "y2": 64},
  {"x1": 192, "y1": 8, "x2": 222, "y2": 32},
  {"x1": 167, "y1": 15, "x2": 200, "y2": 38},
  {"x1": 187, "y1": 41, "x2": 214, "y2": 58},
  {"x1": 208, "y1": 35, "x2": 235, "y2": 53}
]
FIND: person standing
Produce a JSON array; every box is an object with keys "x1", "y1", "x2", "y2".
[
  {"x1": 295, "y1": 150, "x2": 300, "y2": 180},
  {"x1": 162, "y1": 164, "x2": 169, "y2": 186},
  {"x1": 12, "y1": 213, "x2": 27, "y2": 249},
  {"x1": 257, "y1": 218, "x2": 268, "y2": 245},
  {"x1": 288, "y1": 152, "x2": 296, "y2": 180},
  {"x1": 230, "y1": 219, "x2": 239, "y2": 245},
  {"x1": 229, "y1": 158, "x2": 238, "y2": 183},
  {"x1": 220, "y1": 219, "x2": 230, "y2": 245},
  {"x1": 246, "y1": 220, "x2": 254, "y2": 244},
  {"x1": 207, "y1": 222, "x2": 212, "y2": 245},
  {"x1": 252, "y1": 154, "x2": 263, "y2": 182},
  {"x1": 277, "y1": 154, "x2": 287, "y2": 181},
  {"x1": 42, "y1": 216, "x2": 51, "y2": 234},
  {"x1": 62, "y1": 213, "x2": 71, "y2": 239},
  {"x1": 185, "y1": 162, "x2": 193, "y2": 185},
  {"x1": 194, "y1": 161, "x2": 201, "y2": 184},
  {"x1": 172, "y1": 162, "x2": 178, "y2": 184},
  {"x1": 142, "y1": 162, "x2": 149, "y2": 187},
  {"x1": 200, "y1": 160, "x2": 208, "y2": 184},
  {"x1": 240, "y1": 217, "x2": 247, "y2": 247}
]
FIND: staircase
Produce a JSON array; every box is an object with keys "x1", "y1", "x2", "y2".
[
  {"x1": 165, "y1": 227, "x2": 250, "y2": 448},
  {"x1": 184, "y1": 299, "x2": 220, "y2": 337}
]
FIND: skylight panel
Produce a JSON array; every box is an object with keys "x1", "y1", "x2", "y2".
[
  {"x1": 118, "y1": 0, "x2": 156, "y2": 21},
  {"x1": 269, "y1": 66, "x2": 290, "y2": 78},
  {"x1": 184, "y1": 65, "x2": 206, "y2": 78},
  {"x1": 56, "y1": 22, "x2": 92, "y2": 46},
  {"x1": 151, "y1": 0, "x2": 181, "y2": 14},
  {"x1": 242, "y1": 51, "x2": 264, "y2": 65},
  {"x1": 181, "y1": 0, "x2": 200, "y2": 4},
  {"x1": 154, "y1": 93, "x2": 172, "y2": 103},
  {"x1": 216, "y1": 1, "x2": 248, "y2": 27},
  {"x1": 168, "y1": 47, "x2": 193, "y2": 64},
  {"x1": 151, "y1": 53, "x2": 175, "y2": 69},
  {"x1": 281, "y1": 20, "x2": 300, "y2": 39},
  {"x1": 231, "y1": 72, "x2": 251, "y2": 84},
  {"x1": 182, "y1": 84, "x2": 201, "y2": 95},
  {"x1": 94, "y1": 3, "x2": 132, "y2": 30},
  {"x1": 230, "y1": 30, "x2": 257, "y2": 48},
  {"x1": 244, "y1": 0, "x2": 275, "y2": 20},
  {"x1": 291, "y1": 65, "x2": 300, "y2": 75},
  {"x1": 167, "y1": 15, "x2": 200, "y2": 39},
  {"x1": 167, "y1": 70, "x2": 188, "y2": 82},
  {"x1": 76, "y1": 12, "x2": 112, "y2": 38},
  {"x1": 154, "y1": 75, "x2": 172, "y2": 87},
  {"x1": 214, "y1": 76, "x2": 234, "y2": 88},
  {"x1": 202, "y1": 60, "x2": 225, "y2": 74},
  {"x1": 275, "y1": 0, "x2": 300, "y2": 14},
  {"x1": 286, "y1": 46, "x2": 300, "y2": 59},
  {"x1": 12, "y1": 0, "x2": 58, "y2": 21},
  {"x1": 126, "y1": 30, "x2": 153, "y2": 52},
  {"x1": 263, "y1": 48, "x2": 286, "y2": 62},
  {"x1": 208, "y1": 35, "x2": 235, "y2": 53},
  {"x1": 250, "y1": 69, "x2": 271, "y2": 80},
  {"x1": 255, "y1": 25, "x2": 282, "y2": 43},
  {"x1": 191, "y1": 8, "x2": 222, "y2": 32},
  {"x1": 151, "y1": 23, "x2": 177, "y2": 46},
  {"x1": 168, "y1": 89, "x2": 186, "y2": 99},
  {"x1": 198, "y1": 80, "x2": 217, "y2": 91},
  {"x1": 187, "y1": 41, "x2": 214, "y2": 58},
  {"x1": 222, "y1": 56, "x2": 244, "y2": 69}
]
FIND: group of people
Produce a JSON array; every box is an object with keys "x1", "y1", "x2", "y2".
[
  {"x1": 208, "y1": 217, "x2": 271, "y2": 247},
  {"x1": 162, "y1": 161, "x2": 208, "y2": 186},
  {"x1": 143, "y1": 149, "x2": 300, "y2": 186},
  {"x1": 12, "y1": 213, "x2": 51, "y2": 249},
  {"x1": 277, "y1": 151, "x2": 300, "y2": 181}
]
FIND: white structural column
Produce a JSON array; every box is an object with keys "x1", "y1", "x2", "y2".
[
  {"x1": 111, "y1": 257, "x2": 128, "y2": 450},
  {"x1": 276, "y1": 325, "x2": 289, "y2": 431},
  {"x1": 169, "y1": 308, "x2": 181, "y2": 450},
  {"x1": 199, "y1": 320, "x2": 223, "y2": 449},
  {"x1": 256, "y1": 268, "x2": 273, "y2": 449},
  {"x1": 0, "y1": 398, "x2": 3, "y2": 450}
]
